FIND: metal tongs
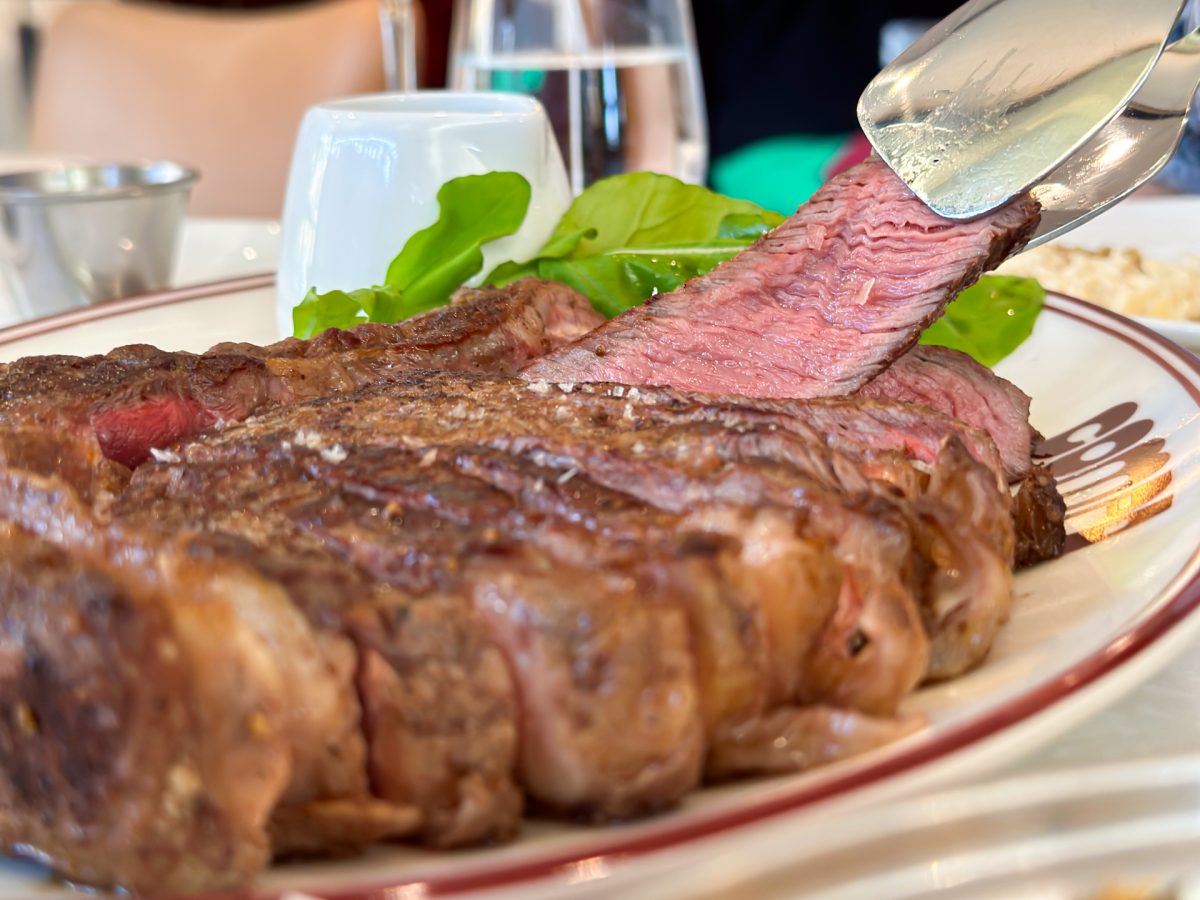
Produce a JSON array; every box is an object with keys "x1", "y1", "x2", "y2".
[{"x1": 858, "y1": 0, "x2": 1200, "y2": 250}]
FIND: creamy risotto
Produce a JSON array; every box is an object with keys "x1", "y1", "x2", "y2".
[{"x1": 998, "y1": 245, "x2": 1200, "y2": 321}]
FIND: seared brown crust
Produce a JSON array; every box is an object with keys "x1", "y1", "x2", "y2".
[
  {"x1": 0, "y1": 280, "x2": 600, "y2": 484},
  {"x1": 180, "y1": 369, "x2": 1010, "y2": 684},
  {"x1": 109, "y1": 487, "x2": 525, "y2": 849},
  {"x1": 0, "y1": 476, "x2": 287, "y2": 894},
  {"x1": 0, "y1": 471, "x2": 422, "y2": 894},
  {"x1": 120, "y1": 449, "x2": 709, "y2": 823},
  {"x1": 1012, "y1": 465, "x2": 1068, "y2": 567}
]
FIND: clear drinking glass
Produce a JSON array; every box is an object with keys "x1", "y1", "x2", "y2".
[
  {"x1": 449, "y1": 0, "x2": 708, "y2": 193},
  {"x1": 379, "y1": 0, "x2": 419, "y2": 91}
]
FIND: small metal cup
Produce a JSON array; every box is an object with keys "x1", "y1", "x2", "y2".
[{"x1": 0, "y1": 161, "x2": 198, "y2": 322}]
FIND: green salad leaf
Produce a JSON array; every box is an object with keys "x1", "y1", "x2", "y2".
[
  {"x1": 919, "y1": 275, "x2": 1045, "y2": 367},
  {"x1": 292, "y1": 172, "x2": 532, "y2": 338},
  {"x1": 485, "y1": 172, "x2": 784, "y2": 316}
]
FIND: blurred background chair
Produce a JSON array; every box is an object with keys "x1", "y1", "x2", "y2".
[{"x1": 26, "y1": 0, "x2": 412, "y2": 218}]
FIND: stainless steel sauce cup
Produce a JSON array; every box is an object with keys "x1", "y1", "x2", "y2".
[{"x1": 0, "y1": 161, "x2": 198, "y2": 322}]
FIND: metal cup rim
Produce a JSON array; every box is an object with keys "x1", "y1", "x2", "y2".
[{"x1": 0, "y1": 161, "x2": 199, "y2": 205}]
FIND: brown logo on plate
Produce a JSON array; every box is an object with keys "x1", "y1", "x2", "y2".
[{"x1": 1039, "y1": 401, "x2": 1172, "y2": 551}]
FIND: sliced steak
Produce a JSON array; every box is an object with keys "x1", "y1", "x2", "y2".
[
  {"x1": 854, "y1": 345, "x2": 1066, "y2": 564},
  {"x1": 858, "y1": 345, "x2": 1036, "y2": 483},
  {"x1": 0, "y1": 470, "x2": 420, "y2": 895},
  {"x1": 178, "y1": 369, "x2": 1012, "y2": 682},
  {"x1": 0, "y1": 279, "x2": 596, "y2": 489},
  {"x1": 123, "y1": 433, "x2": 920, "y2": 785},
  {"x1": 163, "y1": 529, "x2": 523, "y2": 850},
  {"x1": 120, "y1": 452, "x2": 707, "y2": 822},
  {"x1": 522, "y1": 157, "x2": 1040, "y2": 397}
]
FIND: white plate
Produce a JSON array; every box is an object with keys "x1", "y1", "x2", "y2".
[
  {"x1": 1045, "y1": 196, "x2": 1200, "y2": 351},
  {"x1": 580, "y1": 755, "x2": 1200, "y2": 900},
  {"x1": 173, "y1": 217, "x2": 280, "y2": 287},
  {"x1": 1, "y1": 282, "x2": 1200, "y2": 899}
]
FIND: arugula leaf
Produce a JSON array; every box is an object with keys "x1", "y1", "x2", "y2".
[
  {"x1": 384, "y1": 172, "x2": 531, "y2": 309},
  {"x1": 293, "y1": 287, "x2": 371, "y2": 336},
  {"x1": 533, "y1": 242, "x2": 750, "y2": 318},
  {"x1": 291, "y1": 171, "x2": 532, "y2": 338},
  {"x1": 717, "y1": 212, "x2": 778, "y2": 241},
  {"x1": 486, "y1": 172, "x2": 783, "y2": 315},
  {"x1": 919, "y1": 275, "x2": 1045, "y2": 367}
]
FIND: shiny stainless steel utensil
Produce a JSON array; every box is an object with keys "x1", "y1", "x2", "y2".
[
  {"x1": 0, "y1": 161, "x2": 196, "y2": 321},
  {"x1": 1027, "y1": 26, "x2": 1200, "y2": 248},
  {"x1": 858, "y1": 0, "x2": 1186, "y2": 220}
]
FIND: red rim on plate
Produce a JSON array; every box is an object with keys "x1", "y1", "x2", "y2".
[{"x1": 3, "y1": 281, "x2": 1199, "y2": 900}]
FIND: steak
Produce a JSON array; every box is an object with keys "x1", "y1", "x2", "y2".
[
  {"x1": 220, "y1": 277, "x2": 602, "y2": 362},
  {"x1": 0, "y1": 155, "x2": 1070, "y2": 896},
  {"x1": 1012, "y1": 466, "x2": 1068, "y2": 567},
  {"x1": 0, "y1": 279, "x2": 599, "y2": 494},
  {"x1": 521, "y1": 157, "x2": 1040, "y2": 398},
  {"x1": 122, "y1": 431, "x2": 924, "y2": 732},
  {"x1": 175, "y1": 369, "x2": 1014, "y2": 683},
  {"x1": 0, "y1": 470, "x2": 421, "y2": 895},
  {"x1": 858, "y1": 345, "x2": 1036, "y2": 482},
  {"x1": 118, "y1": 452, "x2": 708, "y2": 822}
]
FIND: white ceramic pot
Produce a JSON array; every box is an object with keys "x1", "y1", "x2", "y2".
[{"x1": 275, "y1": 90, "x2": 571, "y2": 338}]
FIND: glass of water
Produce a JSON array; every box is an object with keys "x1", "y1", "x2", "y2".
[
  {"x1": 379, "y1": 0, "x2": 419, "y2": 91},
  {"x1": 449, "y1": 0, "x2": 708, "y2": 193}
]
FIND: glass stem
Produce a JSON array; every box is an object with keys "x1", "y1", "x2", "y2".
[{"x1": 380, "y1": 0, "x2": 418, "y2": 92}]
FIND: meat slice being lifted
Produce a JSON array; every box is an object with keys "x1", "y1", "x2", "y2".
[{"x1": 523, "y1": 157, "x2": 1039, "y2": 398}]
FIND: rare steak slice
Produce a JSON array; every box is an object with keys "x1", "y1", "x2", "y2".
[
  {"x1": 858, "y1": 345, "x2": 1036, "y2": 483},
  {"x1": 854, "y1": 345, "x2": 1067, "y2": 564},
  {"x1": 0, "y1": 279, "x2": 596, "y2": 493},
  {"x1": 522, "y1": 157, "x2": 1040, "y2": 398}
]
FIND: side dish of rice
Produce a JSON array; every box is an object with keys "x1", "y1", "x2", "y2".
[{"x1": 998, "y1": 245, "x2": 1200, "y2": 321}]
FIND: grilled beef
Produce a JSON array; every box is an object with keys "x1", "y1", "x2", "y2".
[
  {"x1": 522, "y1": 158, "x2": 1040, "y2": 397},
  {"x1": 0, "y1": 153, "x2": 1069, "y2": 896},
  {"x1": 120, "y1": 433, "x2": 923, "y2": 763},
  {"x1": 172, "y1": 369, "x2": 1013, "y2": 683},
  {"x1": 220, "y1": 277, "x2": 602, "y2": 362},
  {"x1": 118, "y1": 451, "x2": 708, "y2": 822},
  {"x1": 858, "y1": 345, "x2": 1036, "y2": 483},
  {"x1": 0, "y1": 470, "x2": 421, "y2": 895},
  {"x1": 0, "y1": 279, "x2": 599, "y2": 490},
  {"x1": 1012, "y1": 466, "x2": 1068, "y2": 567}
]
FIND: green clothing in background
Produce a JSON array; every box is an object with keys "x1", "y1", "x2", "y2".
[{"x1": 710, "y1": 134, "x2": 848, "y2": 214}]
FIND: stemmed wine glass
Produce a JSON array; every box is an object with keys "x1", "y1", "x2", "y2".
[
  {"x1": 448, "y1": 0, "x2": 708, "y2": 194},
  {"x1": 379, "y1": 0, "x2": 419, "y2": 92}
]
